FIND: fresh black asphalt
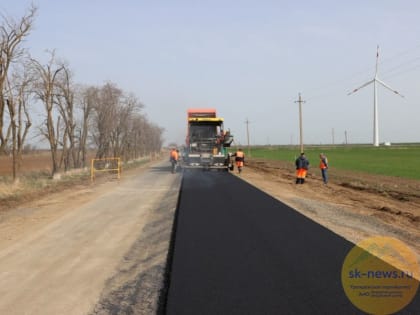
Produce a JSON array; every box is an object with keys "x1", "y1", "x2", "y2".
[{"x1": 164, "y1": 170, "x2": 420, "y2": 314}]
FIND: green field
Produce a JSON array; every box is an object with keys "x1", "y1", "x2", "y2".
[{"x1": 244, "y1": 144, "x2": 420, "y2": 180}]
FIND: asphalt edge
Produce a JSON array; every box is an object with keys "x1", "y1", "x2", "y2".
[{"x1": 156, "y1": 173, "x2": 184, "y2": 314}]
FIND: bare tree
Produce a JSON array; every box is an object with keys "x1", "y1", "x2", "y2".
[
  {"x1": 110, "y1": 93, "x2": 143, "y2": 159},
  {"x1": 124, "y1": 114, "x2": 163, "y2": 160},
  {"x1": 91, "y1": 82, "x2": 121, "y2": 159},
  {"x1": 30, "y1": 51, "x2": 64, "y2": 176},
  {"x1": 142, "y1": 120, "x2": 164, "y2": 156},
  {"x1": 55, "y1": 65, "x2": 77, "y2": 171},
  {"x1": 149, "y1": 123, "x2": 164, "y2": 155},
  {"x1": 89, "y1": 82, "x2": 165, "y2": 161},
  {"x1": 130, "y1": 115, "x2": 144, "y2": 159},
  {"x1": 1, "y1": 6, "x2": 165, "y2": 176},
  {"x1": 76, "y1": 85, "x2": 96, "y2": 168},
  {"x1": 0, "y1": 5, "x2": 36, "y2": 154},
  {"x1": 4, "y1": 65, "x2": 33, "y2": 180}
]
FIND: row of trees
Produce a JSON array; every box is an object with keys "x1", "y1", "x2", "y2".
[{"x1": 1, "y1": 5, "x2": 164, "y2": 179}]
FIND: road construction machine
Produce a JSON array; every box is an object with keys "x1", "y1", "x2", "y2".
[{"x1": 181, "y1": 108, "x2": 234, "y2": 170}]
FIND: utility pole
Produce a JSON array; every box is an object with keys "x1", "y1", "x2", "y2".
[
  {"x1": 332, "y1": 128, "x2": 335, "y2": 145},
  {"x1": 294, "y1": 93, "x2": 305, "y2": 153},
  {"x1": 245, "y1": 118, "x2": 251, "y2": 157},
  {"x1": 344, "y1": 130, "x2": 348, "y2": 145}
]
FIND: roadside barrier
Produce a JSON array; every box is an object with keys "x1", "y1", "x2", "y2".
[{"x1": 90, "y1": 157, "x2": 121, "y2": 182}]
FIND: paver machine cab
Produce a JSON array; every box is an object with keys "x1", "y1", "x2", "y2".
[{"x1": 182, "y1": 108, "x2": 234, "y2": 170}]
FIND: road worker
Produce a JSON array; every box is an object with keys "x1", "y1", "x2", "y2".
[
  {"x1": 170, "y1": 148, "x2": 179, "y2": 173},
  {"x1": 295, "y1": 152, "x2": 309, "y2": 184},
  {"x1": 232, "y1": 148, "x2": 245, "y2": 173},
  {"x1": 319, "y1": 153, "x2": 329, "y2": 184}
]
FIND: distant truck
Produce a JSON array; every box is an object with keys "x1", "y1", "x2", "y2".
[{"x1": 182, "y1": 108, "x2": 233, "y2": 170}]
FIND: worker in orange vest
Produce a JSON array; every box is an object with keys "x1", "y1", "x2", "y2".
[
  {"x1": 295, "y1": 152, "x2": 309, "y2": 184},
  {"x1": 232, "y1": 148, "x2": 245, "y2": 173},
  {"x1": 319, "y1": 153, "x2": 328, "y2": 184},
  {"x1": 170, "y1": 148, "x2": 179, "y2": 173}
]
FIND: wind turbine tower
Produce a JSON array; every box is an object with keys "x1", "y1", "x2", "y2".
[{"x1": 348, "y1": 46, "x2": 404, "y2": 146}]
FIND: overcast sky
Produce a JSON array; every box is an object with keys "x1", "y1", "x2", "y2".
[{"x1": 4, "y1": 0, "x2": 420, "y2": 146}]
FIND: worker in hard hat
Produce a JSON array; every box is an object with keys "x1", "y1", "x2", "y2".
[{"x1": 231, "y1": 148, "x2": 245, "y2": 173}]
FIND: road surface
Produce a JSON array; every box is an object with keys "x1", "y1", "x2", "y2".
[{"x1": 165, "y1": 170, "x2": 420, "y2": 314}]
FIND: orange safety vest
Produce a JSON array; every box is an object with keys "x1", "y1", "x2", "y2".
[
  {"x1": 170, "y1": 150, "x2": 178, "y2": 161},
  {"x1": 235, "y1": 151, "x2": 244, "y2": 167},
  {"x1": 319, "y1": 158, "x2": 328, "y2": 169},
  {"x1": 235, "y1": 151, "x2": 244, "y2": 160},
  {"x1": 296, "y1": 168, "x2": 307, "y2": 179}
]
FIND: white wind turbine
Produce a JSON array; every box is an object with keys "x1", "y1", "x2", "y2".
[{"x1": 348, "y1": 46, "x2": 404, "y2": 146}]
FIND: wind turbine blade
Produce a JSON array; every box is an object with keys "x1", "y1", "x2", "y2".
[
  {"x1": 376, "y1": 79, "x2": 405, "y2": 98},
  {"x1": 347, "y1": 79, "x2": 375, "y2": 95}
]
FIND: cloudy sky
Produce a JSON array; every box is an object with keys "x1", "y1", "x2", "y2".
[{"x1": 4, "y1": 0, "x2": 420, "y2": 146}]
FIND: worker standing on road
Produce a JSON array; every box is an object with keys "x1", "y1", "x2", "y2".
[
  {"x1": 295, "y1": 153, "x2": 309, "y2": 184},
  {"x1": 319, "y1": 153, "x2": 329, "y2": 184},
  {"x1": 232, "y1": 148, "x2": 245, "y2": 173},
  {"x1": 170, "y1": 148, "x2": 179, "y2": 173}
]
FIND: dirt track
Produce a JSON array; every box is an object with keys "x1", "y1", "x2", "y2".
[{"x1": 0, "y1": 161, "x2": 181, "y2": 315}]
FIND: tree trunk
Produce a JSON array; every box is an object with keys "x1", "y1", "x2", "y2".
[{"x1": 47, "y1": 108, "x2": 59, "y2": 175}]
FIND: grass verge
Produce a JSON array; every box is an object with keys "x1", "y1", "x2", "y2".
[{"x1": 246, "y1": 144, "x2": 420, "y2": 180}]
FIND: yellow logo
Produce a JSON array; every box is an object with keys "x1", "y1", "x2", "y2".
[{"x1": 342, "y1": 236, "x2": 419, "y2": 314}]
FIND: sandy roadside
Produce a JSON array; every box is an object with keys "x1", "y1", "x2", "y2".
[{"x1": 0, "y1": 160, "x2": 181, "y2": 315}]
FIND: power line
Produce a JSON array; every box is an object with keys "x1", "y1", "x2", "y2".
[
  {"x1": 382, "y1": 62, "x2": 420, "y2": 81},
  {"x1": 381, "y1": 56, "x2": 420, "y2": 76},
  {"x1": 378, "y1": 42, "x2": 420, "y2": 65}
]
